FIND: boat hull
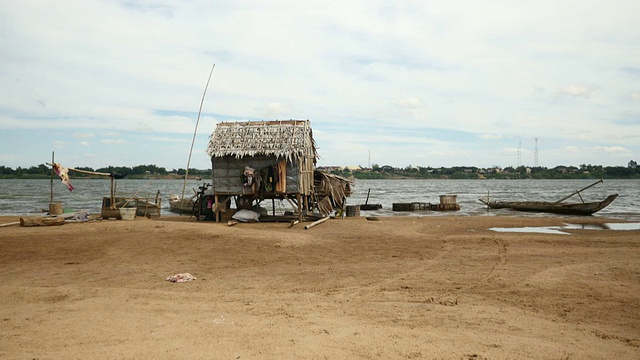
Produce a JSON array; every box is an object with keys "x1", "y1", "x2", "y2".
[
  {"x1": 478, "y1": 194, "x2": 618, "y2": 216},
  {"x1": 169, "y1": 195, "x2": 195, "y2": 214}
]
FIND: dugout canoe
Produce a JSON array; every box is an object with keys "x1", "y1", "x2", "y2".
[{"x1": 478, "y1": 194, "x2": 618, "y2": 216}]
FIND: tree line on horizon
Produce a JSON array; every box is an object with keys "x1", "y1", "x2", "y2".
[
  {"x1": 327, "y1": 160, "x2": 640, "y2": 179},
  {"x1": 0, "y1": 164, "x2": 210, "y2": 179},
  {"x1": 1, "y1": 160, "x2": 638, "y2": 179}
]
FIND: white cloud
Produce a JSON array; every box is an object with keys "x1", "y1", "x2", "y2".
[
  {"x1": 74, "y1": 133, "x2": 95, "y2": 139},
  {"x1": 556, "y1": 84, "x2": 595, "y2": 98},
  {"x1": 479, "y1": 134, "x2": 504, "y2": 140},
  {"x1": 594, "y1": 146, "x2": 633, "y2": 157},
  {"x1": 101, "y1": 139, "x2": 128, "y2": 145},
  {"x1": 262, "y1": 103, "x2": 292, "y2": 118},
  {"x1": 393, "y1": 98, "x2": 423, "y2": 109}
]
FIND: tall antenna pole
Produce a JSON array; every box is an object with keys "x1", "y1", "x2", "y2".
[
  {"x1": 180, "y1": 63, "x2": 216, "y2": 207},
  {"x1": 517, "y1": 141, "x2": 522, "y2": 167},
  {"x1": 534, "y1": 138, "x2": 539, "y2": 167}
]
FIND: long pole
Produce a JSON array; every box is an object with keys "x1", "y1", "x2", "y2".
[
  {"x1": 554, "y1": 178, "x2": 603, "y2": 203},
  {"x1": 46, "y1": 163, "x2": 111, "y2": 177},
  {"x1": 180, "y1": 63, "x2": 216, "y2": 211},
  {"x1": 50, "y1": 151, "x2": 54, "y2": 207}
]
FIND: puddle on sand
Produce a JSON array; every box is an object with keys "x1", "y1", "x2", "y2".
[
  {"x1": 489, "y1": 222, "x2": 640, "y2": 234},
  {"x1": 489, "y1": 226, "x2": 570, "y2": 235},
  {"x1": 600, "y1": 222, "x2": 640, "y2": 231}
]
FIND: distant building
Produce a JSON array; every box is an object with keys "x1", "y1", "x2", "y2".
[{"x1": 343, "y1": 165, "x2": 362, "y2": 171}]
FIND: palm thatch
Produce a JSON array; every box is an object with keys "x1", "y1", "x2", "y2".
[
  {"x1": 206, "y1": 120, "x2": 318, "y2": 164},
  {"x1": 314, "y1": 171, "x2": 353, "y2": 216}
]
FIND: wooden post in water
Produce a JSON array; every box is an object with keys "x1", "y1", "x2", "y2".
[
  {"x1": 486, "y1": 191, "x2": 490, "y2": 211},
  {"x1": 50, "y1": 152, "x2": 54, "y2": 209}
]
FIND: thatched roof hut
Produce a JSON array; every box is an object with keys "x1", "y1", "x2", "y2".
[{"x1": 206, "y1": 120, "x2": 334, "y2": 221}]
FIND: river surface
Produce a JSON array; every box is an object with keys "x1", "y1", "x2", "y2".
[{"x1": 0, "y1": 178, "x2": 638, "y2": 220}]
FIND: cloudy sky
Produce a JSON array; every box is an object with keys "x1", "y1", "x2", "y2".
[{"x1": 1, "y1": 0, "x2": 639, "y2": 171}]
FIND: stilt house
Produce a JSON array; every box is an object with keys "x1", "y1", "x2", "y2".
[{"x1": 206, "y1": 119, "x2": 325, "y2": 221}]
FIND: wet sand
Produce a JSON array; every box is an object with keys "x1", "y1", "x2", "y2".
[{"x1": 1, "y1": 215, "x2": 638, "y2": 359}]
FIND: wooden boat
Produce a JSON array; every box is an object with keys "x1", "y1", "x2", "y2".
[
  {"x1": 169, "y1": 194, "x2": 195, "y2": 214},
  {"x1": 478, "y1": 194, "x2": 618, "y2": 215},
  {"x1": 478, "y1": 179, "x2": 618, "y2": 216}
]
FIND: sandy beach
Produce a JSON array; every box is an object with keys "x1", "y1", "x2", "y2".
[{"x1": 0, "y1": 214, "x2": 638, "y2": 359}]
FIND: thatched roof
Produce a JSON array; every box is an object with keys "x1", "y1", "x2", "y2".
[
  {"x1": 206, "y1": 120, "x2": 318, "y2": 163},
  {"x1": 314, "y1": 171, "x2": 353, "y2": 216}
]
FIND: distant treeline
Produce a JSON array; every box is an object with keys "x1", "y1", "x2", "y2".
[
  {"x1": 0, "y1": 164, "x2": 210, "y2": 179},
  {"x1": 1, "y1": 161, "x2": 639, "y2": 179},
  {"x1": 323, "y1": 161, "x2": 640, "y2": 180}
]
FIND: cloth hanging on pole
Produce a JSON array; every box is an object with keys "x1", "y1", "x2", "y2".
[{"x1": 52, "y1": 163, "x2": 74, "y2": 191}]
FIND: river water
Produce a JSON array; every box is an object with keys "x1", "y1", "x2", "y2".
[{"x1": 0, "y1": 178, "x2": 638, "y2": 220}]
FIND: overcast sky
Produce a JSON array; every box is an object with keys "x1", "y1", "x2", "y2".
[{"x1": 1, "y1": 0, "x2": 639, "y2": 171}]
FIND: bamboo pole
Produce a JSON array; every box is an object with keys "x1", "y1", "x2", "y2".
[
  {"x1": 304, "y1": 216, "x2": 329, "y2": 230},
  {"x1": 110, "y1": 176, "x2": 115, "y2": 209},
  {"x1": 121, "y1": 180, "x2": 151, "y2": 208},
  {"x1": 46, "y1": 163, "x2": 112, "y2": 177},
  {"x1": 180, "y1": 63, "x2": 216, "y2": 215},
  {"x1": 50, "y1": 152, "x2": 54, "y2": 208}
]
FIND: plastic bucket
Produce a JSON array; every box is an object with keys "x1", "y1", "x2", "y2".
[{"x1": 119, "y1": 208, "x2": 137, "y2": 220}]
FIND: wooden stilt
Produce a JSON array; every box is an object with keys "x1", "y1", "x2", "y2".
[{"x1": 215, "y1": 194, "x2": 220, "y2": 222}]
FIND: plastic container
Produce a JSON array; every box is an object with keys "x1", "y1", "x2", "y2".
[{"x1": 119, "y1": 208, "x2": 137, "y2": 220}]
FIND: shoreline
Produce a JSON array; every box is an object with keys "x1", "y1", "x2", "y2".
[{"x1": 1, "y1": 215, "x2": 638, "y2": 359}]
